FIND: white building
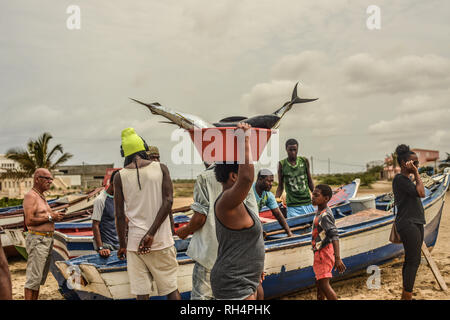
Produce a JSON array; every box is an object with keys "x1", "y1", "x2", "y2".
[
  {"x1": 0, "y1": 154, "x2": 33, "y2": 198},
  {"x1": 0, "y1": 155, "x2": 88, "y2": 199}
]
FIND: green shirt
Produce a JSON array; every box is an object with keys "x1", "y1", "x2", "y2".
[{"x1": 280, "y1": 156, "x2": 312, "y2": 206}]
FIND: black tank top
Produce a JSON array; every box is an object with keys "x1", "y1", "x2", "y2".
[{"x1": 210, "y1": 193, "x2": 265, "y2": 299}]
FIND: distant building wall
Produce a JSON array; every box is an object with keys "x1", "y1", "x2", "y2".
[
  {"x1": 383, "y1": 148, "x2": 439, "y2": 179},
  {"x1": 411, "y1": 149, "x2": 439, "y2": 167},
  {"x1": 1, "y1": 156, "x2": 111, "y2": 196},
  {"x1": 58, "y1": 175, "x2": 81, "y2": 186},
  {"x1": 0, "y1": 178, "x2": 33, "y2": 198},
  {"x1": 55, "y1": 163, "x2": 113, "y2": 189},
  {"x1": 0, "y1": 154, "x2": 20, "y2": 171},
  {"x1": 0, "y1": 154, "x2": 33, "y2": 198}
]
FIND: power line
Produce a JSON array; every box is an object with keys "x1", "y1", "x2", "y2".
[
  {"x1": 313, "y1": 157, "x2": 365, "y2": 168},
  {"x1": 309, "y1": 156, "x2": 367, "y2": 175}
]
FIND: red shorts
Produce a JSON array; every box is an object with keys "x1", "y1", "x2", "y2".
[{"x1": 313, "y1": 243, "x2": 335, "y2": 280}]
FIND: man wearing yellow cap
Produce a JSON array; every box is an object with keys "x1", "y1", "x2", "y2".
[{"x1": 114, "y1": 128, "x2": 181, "y2": 300}]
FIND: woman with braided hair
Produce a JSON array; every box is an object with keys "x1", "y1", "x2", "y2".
[{"x1": 392, "y1": 144, "x2": 426, "y2": 300}]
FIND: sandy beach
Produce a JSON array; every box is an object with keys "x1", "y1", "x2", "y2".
[{"x1": 7, "y1": 181, "x2": 450, "y2": 300}]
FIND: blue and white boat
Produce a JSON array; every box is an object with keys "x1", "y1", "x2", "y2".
[
  {"x1": 0, "y1": 199, "x2": 60, "y2": 215},
  {"x1": 262, "y1": 178, "x2": 360, "y2": 232},
  {"x1": 40, "y1": 179, "x2": 359, "y2": 298},
  {"x1": 55, "y1": 172, "x2": 449, "y2": 300}
]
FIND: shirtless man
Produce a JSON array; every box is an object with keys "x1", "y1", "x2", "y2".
[{"x1": 23, "y1": 168, "x2": 64, "y2": 300}]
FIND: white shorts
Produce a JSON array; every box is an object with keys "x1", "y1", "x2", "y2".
[{"x1": 127, "y1": 246, "x2": 178, "y2": 297}]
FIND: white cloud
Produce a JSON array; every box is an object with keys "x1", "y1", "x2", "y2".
[
  {"x1": 343, "y1": 53, "x2": 450, "y2": 95},
  {"x1": 270, "y1": 51, "x2": 328, "y2": 81},
  {"x1": 1, "y1": 0, "x2": 450, "y2": 175},
  {"x1": 368, "y1": 108, "x2": 450, "y2": 136},
  {"x1": 429, "y1": 130, "x2": 450, "y2": 150},
  {"x1": 240, "y1": 80, "x2": 300, "y2": 114}
]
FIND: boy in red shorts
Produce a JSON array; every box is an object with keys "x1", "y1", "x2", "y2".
[{"x1": 311, "y1": 184, "x2": 346, "y2": 300}]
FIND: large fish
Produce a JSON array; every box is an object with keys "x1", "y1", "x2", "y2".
[
  {"x1": 213, "y1": 82, "x2": 318, "y2": 129},
  {"x1": 130, "y1": 82, "x2": 317, "y2": 130},
  {"x1": 128, "y1": 99, "x2": 213, "y2": 130}
]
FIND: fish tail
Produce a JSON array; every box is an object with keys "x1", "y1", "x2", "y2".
[{"x1": 290, "y1": 82, "x2": 318, "y2": 105}]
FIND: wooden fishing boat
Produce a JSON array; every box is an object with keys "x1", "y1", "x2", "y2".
[
  {"x1": 0, "y1": 188, "x2": 102, "y2": 257},
  {"x1": 1, "y1": 209, "x2": 93, "y2": 258},
  {"x1": 7, "y1": 203, "x2": 196, "y2": 261},
  {"x1": 7, "y1": 178, "x2": 357, "y2": 260},
  {"x1": 55, "y1": 172, "x2": 449, "y2": 300},
  {"x1": 261, "y1": 179, "x2": 360, "y2": 232},
  {"x1": 7, "y1": 178, "x2": 357, "y2": 297},
  {"x1": 0, "y1": 199, "x2": 59, "y2": 215},
  {"x1": 0, "y1": 188, "x2": 102, "y2": 229},
  {"x1": 5, "y1": 206, "x2": 194, "y2": 299},
  {"x1": 259, "y1": 178, "x2": 359, "y2": 221}
]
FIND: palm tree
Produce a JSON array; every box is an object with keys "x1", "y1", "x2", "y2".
[
  {"x1": 384, "y1": 152, "x2": 398, "y2": 169},
  {"x1": 1, "y1": 132, "x2": 73, "y2": 180}
]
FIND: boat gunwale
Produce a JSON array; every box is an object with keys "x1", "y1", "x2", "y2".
[{"x1": 61, "y1": 174, "x2": 449, "y2": 274}]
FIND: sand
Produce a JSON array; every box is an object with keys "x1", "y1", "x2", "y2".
[
  {"x1": 7, "y1": 182, "x2": 450, "y2": 300},
  {"x1": 9, "y1": 257, "x2": 63, "y2": 300},
  {"x1": 172, "y1": 197, "x2": 194, "y2": 209}
]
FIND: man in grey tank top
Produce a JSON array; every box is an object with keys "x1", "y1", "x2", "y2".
[{"x1": 211, "y1": 123, "x2": 265, "y2": 300}]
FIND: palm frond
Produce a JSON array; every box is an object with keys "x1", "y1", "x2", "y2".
[
  {"x1": 6, "y1": 148, "x2": 36, "y2": 175},
  {"x1": 0, "y1": 169, "x2": 30, "y2": 180},
  {"x1": 47, "y1": 144, "x2": 64, "y2": 164},
  {"x1": 5, "y1": 132, "x2": 71, "y2": 175},
  {"x1": 49, "y1": 152, "x2": 73, "y2": 169}
]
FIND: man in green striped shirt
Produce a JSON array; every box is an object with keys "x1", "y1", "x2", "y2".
[{"x1": 276, "y1": 138, "x2": 315, "y2": 217}]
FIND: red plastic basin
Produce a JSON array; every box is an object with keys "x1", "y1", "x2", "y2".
[{"x1": 188, "y1": 127, "x2": 276, "y2": 162}]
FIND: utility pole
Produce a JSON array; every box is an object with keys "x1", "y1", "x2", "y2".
[
  {"x1": 328, "y1": 158, "x2": 331, "y2": 174},
  {"x1": 310, "y1": 156, "x2": 314, "y2": 175},
  {"x1": 82, "y1": 161, "x2": 86, "y2": 190}
]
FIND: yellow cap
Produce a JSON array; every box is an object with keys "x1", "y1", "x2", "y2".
[{"x1": 121, "y1": 128, "x2": 146, "y2": 157}]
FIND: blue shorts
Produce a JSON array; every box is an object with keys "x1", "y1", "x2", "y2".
[{"x1": 287, "y1": 204, "x2": 315, "y2": 217}]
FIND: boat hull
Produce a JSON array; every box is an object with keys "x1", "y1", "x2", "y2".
[{"x1": 54, "y1": 174, "x2": 449, "y2": 300}]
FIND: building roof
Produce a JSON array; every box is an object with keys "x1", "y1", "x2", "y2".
[{"x1": 411, "y1": 148, "x2": 439, "y2": 153}]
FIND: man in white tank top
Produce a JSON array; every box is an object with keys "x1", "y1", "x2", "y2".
[{"x1": 114, "y1": 128, "x2": 181, "y2": 300}]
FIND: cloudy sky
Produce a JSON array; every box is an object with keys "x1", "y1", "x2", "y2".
[{"x1": 1, "y1": 0, "x2": 449, "y2": 178}]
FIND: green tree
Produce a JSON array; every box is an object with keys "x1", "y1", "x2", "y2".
[{"x1": 1, "y1": 132, "x2": 73, "y2": 180}]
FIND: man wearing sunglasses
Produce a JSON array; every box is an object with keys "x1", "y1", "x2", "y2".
[{"x1": 23, "y1": 168, "x2": 64, "y2": 300}]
